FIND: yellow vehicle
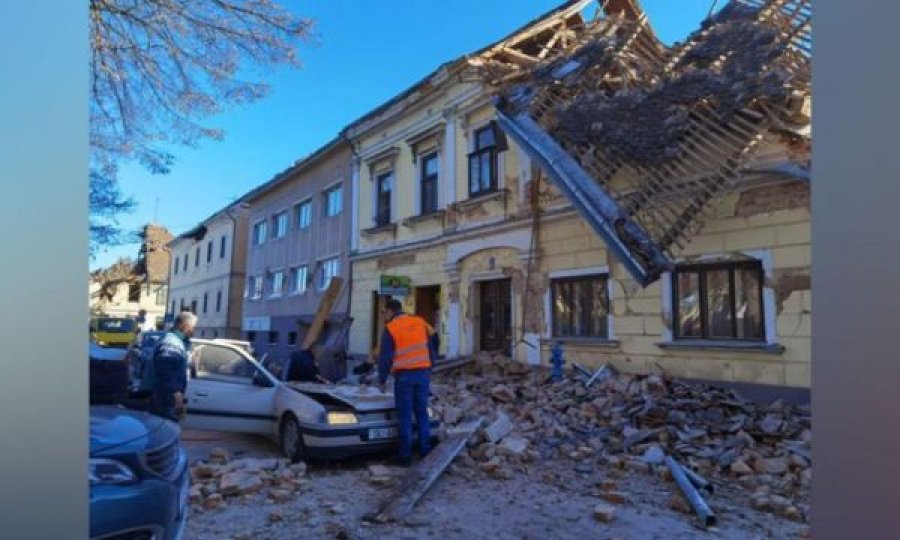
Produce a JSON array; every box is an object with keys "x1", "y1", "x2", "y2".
[{"x1": 90, "y1": 317, "x2": 138, "y2": 349}]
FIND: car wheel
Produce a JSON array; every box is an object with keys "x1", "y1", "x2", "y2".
[{"x1": 279, "y1": 414, "x2": 306, "y2": 463}]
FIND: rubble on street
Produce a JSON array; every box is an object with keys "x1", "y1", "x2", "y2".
[
  {"x1": 428, "y1": 352, "x2": 812, "y2": 524},
  {"x1": 187, "y1": 351, "x2": 811, "y2": 538}
]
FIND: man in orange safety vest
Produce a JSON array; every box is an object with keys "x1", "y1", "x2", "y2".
[{"x1": 377, "y1": 299, "x2": 438, "y2": 466}]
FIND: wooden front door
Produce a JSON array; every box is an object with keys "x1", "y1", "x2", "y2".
[
  {"x1": 479, "y1": 279, "x2": 511, "y2": 354},
  {"x1": 414, "y1": 285, "x2": 440, "y2": 328}
]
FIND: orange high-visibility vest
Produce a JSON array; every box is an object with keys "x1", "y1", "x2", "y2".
[{"x1": 386, "y1": 314, "x2": 432, "y2": 372}]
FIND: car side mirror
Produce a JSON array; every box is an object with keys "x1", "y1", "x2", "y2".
[{"x1": 252, "y1": 370, "x2": 271, "y2": 387}]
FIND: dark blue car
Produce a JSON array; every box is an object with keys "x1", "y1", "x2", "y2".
[{"x1": 90, "y1": 405, "x2": 189, "y2": 540}]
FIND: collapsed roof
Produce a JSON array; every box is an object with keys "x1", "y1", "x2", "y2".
[{"x1": 487, "y1": 0, "x2": 811, "y2": 286}]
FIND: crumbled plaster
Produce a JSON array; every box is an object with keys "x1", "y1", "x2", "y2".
[
  {"x1": 771, "y1": 268, "x2": 811, "y2": 315},
  {"x1": 735, "y1": 182, "x2": 810, "y2": 218},
  {"x1": 377, "y1": 252, "x2": 416, "y2": 270}
]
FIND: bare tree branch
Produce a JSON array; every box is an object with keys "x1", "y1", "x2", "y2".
[{"x1": 89, "y1": 0, "x2": 314, "y2": 254}]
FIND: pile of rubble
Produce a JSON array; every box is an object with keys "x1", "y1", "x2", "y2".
[
  {"x1": 430, "y1": 353, "x2": 812, "y2": 523},
  {"x1": 188, "y1": 449, "x2": 310, "y2": 512}
]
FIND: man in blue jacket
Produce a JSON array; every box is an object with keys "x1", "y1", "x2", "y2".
[{"x1": 150, "y1": 311, "x2": 196, "y2": 421}]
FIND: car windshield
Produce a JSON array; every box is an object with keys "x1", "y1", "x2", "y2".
[{"x1": 96, "y1": 318, "x2": 135, "y2": 333}]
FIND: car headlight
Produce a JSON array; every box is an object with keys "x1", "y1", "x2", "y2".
[
  {"x1": 326, "y1": 412, "x2": 358, "y2": 425},
  {"x1": 89, "y1": 458, "x2": 137, "y2": 485}
]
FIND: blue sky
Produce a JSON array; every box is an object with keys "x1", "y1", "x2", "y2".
[{"x1": 92, "y1": 0, "x2": 716, "y2": 270}]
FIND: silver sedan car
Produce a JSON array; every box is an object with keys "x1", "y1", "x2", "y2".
[{"x1": 183, "y1": 339, "x2": 440, "y2": 460}]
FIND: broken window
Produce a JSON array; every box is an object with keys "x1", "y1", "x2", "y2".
[
  {"x1": 296, "y1": 199, "x2": 312, "y2": 229},
  {"x1": 128, "y1": 282, "x2": 141, "y2": 303},
  {"x1": 551, "y1": 274, "x2": 609, "y2": 338},
  {"x1": 672, "y1": 261, "x2": 764, "y2": 341},
  {"x1": 468, "y1": 124, "x2": 499, "y2": 197},
  {"x1": 273, "y1": 212, "x2": 288, "y2": 239},
  {"x1": 325, "y1": 185, "x2": 343, "y2": 217},
  {"x1": 420, "y1": 152, "x2": 439, "y2": 214},
  {"x1": 375, "y1": 171, "x2": 393, "y2": 226}
]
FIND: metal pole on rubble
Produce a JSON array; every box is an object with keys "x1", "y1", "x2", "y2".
[{"x1": 665, "y1": 456, "x2": 717, "y2": 528}]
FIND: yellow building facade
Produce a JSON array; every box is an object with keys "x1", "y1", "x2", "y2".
[{"x1": 345, "y1": 1, "x2": 811, "y2": 391}]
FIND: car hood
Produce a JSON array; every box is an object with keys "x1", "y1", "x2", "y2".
[
  {"x1": 89, "y1": 343, "x2": 127, "y2": 362},
  {"x1": 286, "y1": 382, "x2": 395, "y2": 412},
  {"x1": 90, "y1": 405, "x2": 167, "y2": 455}
]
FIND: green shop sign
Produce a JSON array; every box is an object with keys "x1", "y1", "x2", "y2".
[{"x1": 379, "y1": 275, "x2": 411, "y2": 296}]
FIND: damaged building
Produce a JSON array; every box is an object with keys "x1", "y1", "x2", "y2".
[
  {"x1": 344, "y1": 0, "x2": 811, "y2": 393},
  {"x1": 90, "y1": 223, "x2": 174, "y2": 326}
]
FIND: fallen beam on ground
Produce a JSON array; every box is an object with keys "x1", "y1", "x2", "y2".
[
  {"x1": 367, "y1": 417, "x2": 485, "y2": 524},
  {"x1": 665, "y1": 456, "x2": 717, "y2": 528},
  {"x1": 432, "y1": 356, "x2": 474, "y2": 373}
]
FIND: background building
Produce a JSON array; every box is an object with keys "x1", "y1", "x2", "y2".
[
  {"x1": 240, "y1": 137, "x2": 352, "y2": 365},
  {"x1": 167, "y1": 204, "x2": 249, "y2": 338},
  {"x1": 89, "y1": 224, "x2": 172, "y2": 327}
]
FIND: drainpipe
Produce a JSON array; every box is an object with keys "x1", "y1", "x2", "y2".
[
  {"x1": 341, "y1": 131, "x2": 360, "y2": 360},
  {"x1": 225, "y1": 202, "x2": 250, "y2": 339}
]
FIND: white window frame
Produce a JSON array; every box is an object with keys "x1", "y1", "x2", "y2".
[
  {"x1": 268, "y1": 269, "x2": 285, "y2": 298},
  {"x1": 416, "y1": 150, "x2": 441, "y2": 216},
  {"x1": 272, "y1": 210, "x2": 289, "y2": 239},
  {"x1": 252, "y1": 220, "x2": 267, "y2": 246},
  {"x1": 289, "y1": 265, "x2": 309, "y2": 295},
  {"x1": 660, "y1": 249, "x2": 777, "y2": 345},
  {"x1": 248, "y1": 275, "x2": 263, "y2": 300},
  {"x1": 324, "y1": 183, "x2": 343, "y2": 217},
  {"x1": 466, "y1": 119, "x2": 506, "y2": 196},
  {"x1": 544, "y1": 266, "x2": 615, "y2": 340},
  {"x1": 371, "y1": 168, "x2": 395, "y2": 226},
  {"x1": 318, "y1": 257, "x2": 340, "y2": 291},
  {"x1": 295, "y1": 198, "x2": 313, "y2": 230}
]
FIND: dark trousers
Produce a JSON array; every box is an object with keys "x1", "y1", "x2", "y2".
[
  {"x1": 393, "y1": 369, "x2": 431, "y2": 460},
  {"x1": 150, "y1": 391, "x2": 178, "y2": 422}
]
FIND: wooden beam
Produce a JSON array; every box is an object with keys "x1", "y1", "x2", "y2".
[
  {"x1": 368, "y1": 294, "x2": 388, "y2": 363},
  {"x1": 300, "y1": 276, "x2": 344, "y2": 350},
  {"x1": 502, "y1": 47, "x2": 539, "y2": 65}
]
